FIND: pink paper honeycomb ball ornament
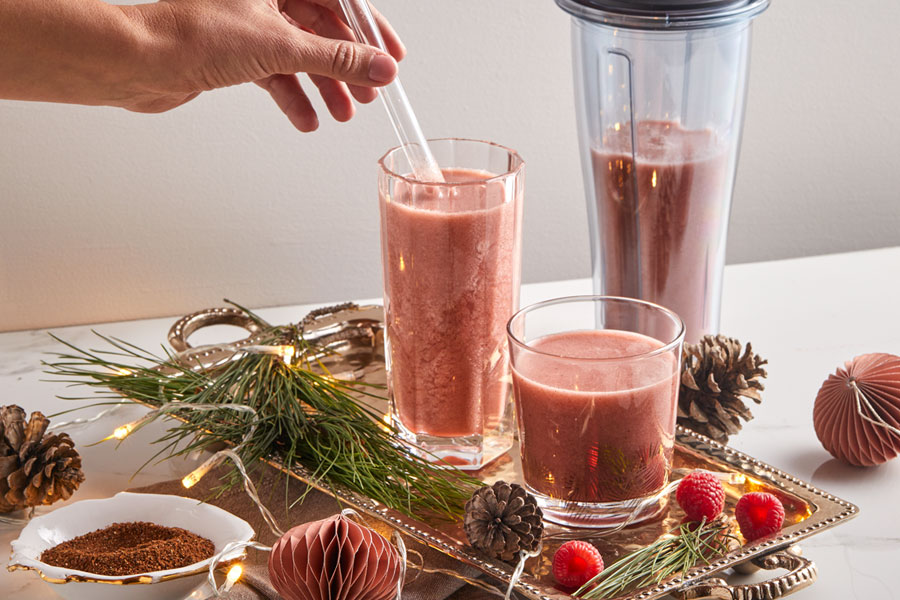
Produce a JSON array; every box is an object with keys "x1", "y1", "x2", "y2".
[
  {"x1": 268, "y1": 514, "x2": 402, "y2": 600},
  {"x1": 813, "y1": 353, "x2": 900, "y2": 467}
]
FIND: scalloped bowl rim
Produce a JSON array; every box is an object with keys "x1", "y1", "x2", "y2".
[{"x1": 8, "y1": 492, "x2": 255, "y2": 584}]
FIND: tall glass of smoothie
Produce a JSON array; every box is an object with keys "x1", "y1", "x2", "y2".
[
  {"x1": 378, "y1": 139, "x2": 524, "y2": 469},
  {"x1": 508, "y1": 296, "x2": 684, "y2": 527}
]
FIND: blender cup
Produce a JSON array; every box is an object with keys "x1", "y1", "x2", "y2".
[{"x1": 556, "y1": 0, "x2": 769, "y2": 342}]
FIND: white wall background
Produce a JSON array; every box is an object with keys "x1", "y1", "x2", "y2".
[{"x1": 2, "y1": 1, "x2": 899, "y2": 332}]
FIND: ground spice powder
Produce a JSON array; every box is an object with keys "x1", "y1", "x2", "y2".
[{"x1": 40, "y1": 521, "x2": 215, "y2": 576}]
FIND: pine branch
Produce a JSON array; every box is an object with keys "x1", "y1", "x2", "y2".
[
  {"x1": 574, "y1": 519, "x2": 737, "y2": 599},
  {"x1": 43, "y1": 312, "x2": 481, "y2": 520}
]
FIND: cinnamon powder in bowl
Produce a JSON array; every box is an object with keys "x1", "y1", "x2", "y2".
[
  {"x1": 8, "y1": 492, "x2": 254, "y2": 600},
  {"x1": 40, "y1": 522, "x2": 215, "y2": 576}
]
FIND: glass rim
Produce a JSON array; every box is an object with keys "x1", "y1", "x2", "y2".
[
  {"x1": 506, "y1": 295, "x2": 686, "y2": 362},
  {"x1": 378, "y1": 138, "x2": 524, "y2": 188}
]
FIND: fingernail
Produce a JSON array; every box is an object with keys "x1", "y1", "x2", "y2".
[{"x1": 368, "y1": 54, "x2": 397, "y2": 84}]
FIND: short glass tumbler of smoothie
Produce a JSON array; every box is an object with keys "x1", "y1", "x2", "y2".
[
  {"x1": 378, "y1": 139, "x2": 524, "y2": 469},
  {"x1": 507, "y1": 296, "x2": 684, "y2": 527}
]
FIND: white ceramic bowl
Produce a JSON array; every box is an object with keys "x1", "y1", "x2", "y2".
[{"x1": 8, "y1": 492, "x2": 255, "y2": 600}]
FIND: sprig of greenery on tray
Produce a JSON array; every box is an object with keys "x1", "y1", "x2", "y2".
[
  {"x1": 43, "y1": 305, "x2": 481, "y2": 520},
  {"x1": 574, "y1": 519, "x2": 737, "y2": 599}
]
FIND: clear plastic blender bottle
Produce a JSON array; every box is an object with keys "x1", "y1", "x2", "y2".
[{"x1": 556, "y1": 0, "x2": 769, "y2": 342}]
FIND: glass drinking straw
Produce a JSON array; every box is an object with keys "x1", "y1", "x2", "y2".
[{"x1": 338, "y1": 0, "x2": 444, "y2": 183}]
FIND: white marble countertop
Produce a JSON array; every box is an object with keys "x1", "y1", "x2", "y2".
[{"x1": 2, "y1": 247, "x2": 899, "y2": 599}]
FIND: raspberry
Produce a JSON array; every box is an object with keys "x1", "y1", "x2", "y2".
[
  {"x1": 676, "y1": 471, "x2": 725, "y2": 522},
  {"x1": 735, "y1": 492, "x2": 785, "y2": 541},
  {"x1": 552, "y1": 540, "x2": 604, "y2": 589}
]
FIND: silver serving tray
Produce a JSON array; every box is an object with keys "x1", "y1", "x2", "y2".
[{"x1": 162, "y1": 304, "x2": 859, "y2": 600}]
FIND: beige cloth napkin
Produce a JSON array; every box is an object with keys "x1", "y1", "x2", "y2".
[{"x1": 128, "y1": 464, "x2": 498, "y2": 600}]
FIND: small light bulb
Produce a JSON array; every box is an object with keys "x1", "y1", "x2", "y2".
[
  {"x1": 101, "y1": 420, "x2": 139, "y2": 442},
  {"x1": 181, "y1": 471, "x2": 201, "y2": 489},
  {"x1": 280, "y1": 345, "x2": 295, "y2": 365},
  {"x1": 181, "y1": 453, "x2": 221, "y2": 489},
  {"x1": 224, "y1": 564, "x2": 243, "y2": 591}
]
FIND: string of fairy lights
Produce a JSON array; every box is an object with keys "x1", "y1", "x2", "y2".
[{"x1": 94, "y1": 401, "x2": 283, "y2": 538}]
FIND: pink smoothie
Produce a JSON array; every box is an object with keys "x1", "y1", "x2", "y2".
[
  {"x1": 512, "y1": 329, "x2": 678, "y2": 503},
  {"x1": 592, "y1": 121, "x2": 729, "y2": 342},
  {"x1": 380, "y1": 168, "x2": 521, "y2": 438}
]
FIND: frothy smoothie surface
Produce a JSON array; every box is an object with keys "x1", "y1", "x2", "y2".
[
  {"x1": 380, "y1": 167, "x2": 521, "y2": 438},
  {"x1": 513, "y1": 329, "x2": 678, "y2": 502}
]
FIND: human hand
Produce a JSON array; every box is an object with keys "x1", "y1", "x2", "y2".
[{"x1": 125, "y1": 0, "x2": 405, "y2": 131}]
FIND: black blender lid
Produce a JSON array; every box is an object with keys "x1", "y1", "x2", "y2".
[
  {"x1": 578, "y1": 0, "x2": 751, "y2": 9},
  {"x1": 555, "y1": 0, "x2": 769, "y2": 29}
]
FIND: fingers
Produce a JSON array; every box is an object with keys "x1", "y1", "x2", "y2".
[
  {"x1": 261, "y1": 1, "x2": 403, "y2": 128},
  {"x1": 307, "y1": 74, "x2": 354, "y2": 121},
  {"x1": 257, "y1": 74, "x2": 319, "y2": 132},
  {"x1": 280, "y1": 0, "x2": 380, "y2": 103},
  {"x1": 347, "y1": 83, "x2": 377, "y2": 104},
  {"x1": 286, "y1": 0, "x2": 406, "y2": 61},
  {"x1": 258, "y1": 72, "x2": 358, "y2": 129},
  {"x1": 281, "y1": 28, "x2": 398, "y2": 87}
]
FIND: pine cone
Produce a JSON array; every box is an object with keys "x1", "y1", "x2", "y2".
[
  {"x1": 0, "y1": 405, "x2": 85, "y2": 512},
  {"x1": 463, "y1": 481, "x2": 543, "y2": 562},
  {"x1": 678, "y1": 335, "x2": 768, "y2": 443}
]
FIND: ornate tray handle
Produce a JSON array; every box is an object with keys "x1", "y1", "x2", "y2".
[
  {"x1": 168, "y1": 307, "x2": 265, "y2": 353},
  {"x1": 164, "y1": 304, "x2": 384, "y2": 375},
  {"x1": 676, "y1": 548, "x2": 817, "y2": 600}
]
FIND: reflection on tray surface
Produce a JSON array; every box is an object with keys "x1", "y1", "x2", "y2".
[{"x1": 426, "y1": 439, "x2": 814, "y2": 594}]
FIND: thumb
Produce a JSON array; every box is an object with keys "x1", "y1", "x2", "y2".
[{"x1": 275, "y1": 27, "x2": 398, "y2": 87}]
